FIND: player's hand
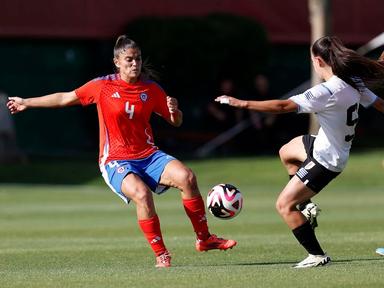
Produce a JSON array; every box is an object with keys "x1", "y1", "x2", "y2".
[
  {"x1": 167, "y1": 96, "x2": 179, "y2": 114},
  {"x1": 379, "y1": 51, "x2": 384, "y2": 62},
  {"x1": 7, "y1": 97, "x2": 27, "y2": 114},
  {"x1": 215, "y1": 95, "x2": 247, "y2": 108},
  {"x1": 166, "y1": 96, "x2": 182, "y2": 127}
]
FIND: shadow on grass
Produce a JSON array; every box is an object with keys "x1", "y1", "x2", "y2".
[
  {"x1": 0, "y1": 158, "x2": 101, "y2": 185},
  {"x1": 233, "y1": 257, "x2": 383, "y2": 266}
]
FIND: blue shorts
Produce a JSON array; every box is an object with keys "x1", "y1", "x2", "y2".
[{"x1": 100, "y1": 150, "x2": 176, "y2": 204}]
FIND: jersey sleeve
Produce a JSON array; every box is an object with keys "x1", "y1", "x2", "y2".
[
  {"x1": 289, "y1": 83, "x2": 331, "y2": 113},
  {"x1": 350, "y1": 76, "x2": 378, "y2": 107},
  {"x1": 359, "y1": 88, "x2": 378, "y2": 107},
  {"x1": 75, "y1": 78, "x2": 105, "y2": 105},
  {"x1": 151, "y1": 82, "x2": 171, "y2": 120}
]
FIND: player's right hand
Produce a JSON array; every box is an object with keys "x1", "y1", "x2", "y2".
[
  {"x1": 215, "y1": 95, "x2": 247, "y2": 108},
  {"x1": 7, "y1": 97, "x2": 27, "y2": 114}
]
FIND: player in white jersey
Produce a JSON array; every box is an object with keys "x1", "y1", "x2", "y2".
[
  {"x1": 215, "y1": 36, "x2": 384, "y2": 268},
  {"x1": 290, "y1": 75, "x2": 378, "y2": 229}
]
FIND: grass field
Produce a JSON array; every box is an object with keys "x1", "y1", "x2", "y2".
[{"x1": 1, "y1": 150, "x2": 384, "y2": 288}]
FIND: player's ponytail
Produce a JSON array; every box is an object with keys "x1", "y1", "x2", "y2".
[{"x1": 312, "y1": 36, "x2": 384, "y2": 96}]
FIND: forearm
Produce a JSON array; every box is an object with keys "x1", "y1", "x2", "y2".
[
  {"x1": 24, "y1": 92, "x2": 79, "y2": 109},
  {"x1": 244, "y1": 99, "x2": 297, "y2": 114},
  {"x1": 216, "y1": 96, "x2": 297, "y2": 114},
  {"x1": 169, "y1": 110, "x2": 183, "y2": 127}
]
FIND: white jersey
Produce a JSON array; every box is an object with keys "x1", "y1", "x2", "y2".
[{"x1": 290, "y1": 75, "x2": 377, "y2": 172}]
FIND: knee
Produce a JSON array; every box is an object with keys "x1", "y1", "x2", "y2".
[
  {"x1": 279, "y1": 143, "x2": 289, "y2": 163},
  {"x1": 132, "y1": 188, "x2": 153, "y2": 207},
  {"x1": 275, "y1": 197, "x2": 292, "y2": 218},
  {"x1": 275, "y1": 198, "x2": 283, "y2": 215},
  {"x1": 178, "y1": 168, "x2": 198, "y2": 191}
]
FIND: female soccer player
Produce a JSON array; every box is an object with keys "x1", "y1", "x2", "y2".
[
  {"x1": 7, "y1": 35, "x2": 236, "y2": 268},
  {"x1": 216, "y1": 36, "x2": 384, "y2": 268}
]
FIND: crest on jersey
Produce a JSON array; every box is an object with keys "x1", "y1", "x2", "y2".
[
  {"x1": 140, "y1": 93, "x2": 148, "y2": 102},
  {"x1": 117, "y1": 166, "x2": 125, "y2": 174}
]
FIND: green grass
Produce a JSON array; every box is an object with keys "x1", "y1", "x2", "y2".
[{"x1": 1, "y1": 150, "x2": 384, "y2": 287}]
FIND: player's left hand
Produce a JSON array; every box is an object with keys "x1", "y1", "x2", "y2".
[{"x1": 167, "y1": 96, "x2": 179, "y2": 114}]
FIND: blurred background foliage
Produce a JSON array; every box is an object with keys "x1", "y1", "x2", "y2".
[{"x1": 0, "y1": 13, "x2": 383, "y2": 165}]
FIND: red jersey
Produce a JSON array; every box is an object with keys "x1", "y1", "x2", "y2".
[{"x1": 75, "y1": 74, "x2": 171, "y2": 164}]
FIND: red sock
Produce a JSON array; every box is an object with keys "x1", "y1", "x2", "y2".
[
  {"x1": 183, "y1": 195, "x2": 210, "y2": 240},
  {"x1": 138, "y1": 215, "x2": 167, "y2": 256}
]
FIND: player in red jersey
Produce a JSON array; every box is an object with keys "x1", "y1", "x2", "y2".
[{"x1": 7, "y1": 35, "x2": 236, "y2": 268}]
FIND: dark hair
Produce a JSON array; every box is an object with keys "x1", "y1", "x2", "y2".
[
  {"x1": 113, "y1": 35, "x2": 158, "y2": 81},
  {"x1": 311, "y1": 36, "x2": 384, "y2": 95}
]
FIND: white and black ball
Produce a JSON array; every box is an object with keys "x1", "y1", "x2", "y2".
[{"x1": 207, "y1": 184, "x2": 243, "y2": 220}]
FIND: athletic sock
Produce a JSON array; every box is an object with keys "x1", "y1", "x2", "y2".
[
  {"x1": 183, "y1": 195, "x2": 210, "y2": 241},
  {"x1": 297, "y1": 199, "x2": 313, "y2": 211},
  {"x1": 292, "y1": 221, "x2": 325, "y2": 255},
  {"x1": 138, "y1": 215, "x2": 167, "y2": 256}
]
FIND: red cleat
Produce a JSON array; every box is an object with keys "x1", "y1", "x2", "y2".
[
  {"x1": 155, "y1": 250, "x2": 172, "y2": 268},
  {"x1": 195, "y1": 234, "x2": 237, "y2": 252}
]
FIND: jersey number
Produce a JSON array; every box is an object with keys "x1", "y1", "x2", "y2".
[
  {"x1": 345, "y1": 103, "x2": 358, "y2": 142},
  {"x1": 125, "y1": 101, "x2": 135, "y2": 119}
]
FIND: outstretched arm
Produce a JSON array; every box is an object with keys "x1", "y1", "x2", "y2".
[
  {"x1": 7, "y1": 91, "x2": 80, "y2": 114},
  {"x1": 215, "y1": 95, "x2": 298, "y2": 114}
]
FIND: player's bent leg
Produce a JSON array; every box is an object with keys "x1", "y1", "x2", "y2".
[
  {"x1": 279, "y1": 135, "x2": 307, "y2": 175},
  {"x1": 159, "y1": 159, "x2": 200, "y2": 199},
  {"x1": 160, "y1": 159, "x2": 237, "y2": 251},
  {"x1": 280, "y1": 136, "x2": 321, "y2": 229},
  {"x1": 160, "y1": 159, "x2": 210, "y2": 239},
  {"x1": 276, "y1": 177, "x2": 329, "y2": 267},
  {"x1": 275, "y1": 177, "x2": 315, "y2": 229},
  {"x1": 121, "y1": 174, "x2": 170, "y2": 267},
  {"x1": 122, "y1": 173, "x2": 157, "y2": 219}
]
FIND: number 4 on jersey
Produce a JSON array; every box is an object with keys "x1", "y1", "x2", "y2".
[{"x1": 125, "y1": 101, "x2": 135, "y2": 119}]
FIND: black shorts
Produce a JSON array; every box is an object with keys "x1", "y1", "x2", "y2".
[{"x1": 295, "y1": 135, "x2": 341, "y2": 193}]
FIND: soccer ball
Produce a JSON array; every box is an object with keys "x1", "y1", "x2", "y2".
[{"x1": 206, "y1": 184, "x2": 243, "y2": 219}]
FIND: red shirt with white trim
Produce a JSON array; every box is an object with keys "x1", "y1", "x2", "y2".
[{"x1": 75, "y1": 74, "x2": 171, "y2": 164}]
